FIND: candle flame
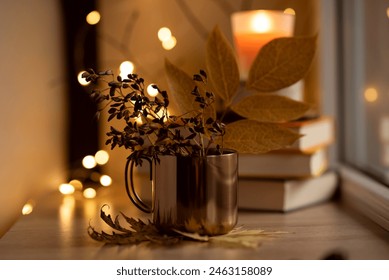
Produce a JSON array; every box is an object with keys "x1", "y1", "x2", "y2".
[{"x1": 251, "y1": 13, "x2": 272, "y2": 33}]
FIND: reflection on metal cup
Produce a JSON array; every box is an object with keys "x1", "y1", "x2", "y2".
[{"x1": 126, "y1": 149, "x2": 238, "y2": 236}]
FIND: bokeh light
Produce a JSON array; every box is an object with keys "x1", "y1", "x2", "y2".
[
  {"x1": 59, "y1": 183, "x2": 75, "y2": 195},
  {"x1": 77, "y1": 71, "x2": 90, "y2": 86},
  {"x1": 83, "y1": 188, "x2": 97, "y2": 199},
  {"x1": 86, "y1": 11, "x2": 101, "y2": 25},
  {"x1": 82, "y1": 155, "x2": 97, "y2": 169},
  {"x1": 100, "y1": 175, "x2": 112, "y2": 187},
  {"x1": 95, "y1": 150, "x2": 109, "y2": 165}
]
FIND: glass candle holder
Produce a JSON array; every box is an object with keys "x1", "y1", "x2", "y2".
[{"x1": 231, "y1": 10, "x2": 295, "y2": 81}]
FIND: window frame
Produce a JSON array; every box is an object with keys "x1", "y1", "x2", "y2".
[{"x1": 322, "y1": 0, "x2": 389, "y2": 231}]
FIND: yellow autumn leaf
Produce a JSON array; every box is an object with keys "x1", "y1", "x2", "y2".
[
  {"x1": 206, "y1": 26, "x2": 240, "y2": 106},
  {"x1": 164, "y1": 58, "x2": 196, "y2": 116},
  {"x1": 231, "y1": 94, "x2": 310, "y2": 122},
  {"x1": 164, "y1": 59, "x2": 216, "y2": 120},
  {"x1": 247, "y1": 35, "x2": 317, "y2": 92},
  {"x1": 222, "y1": 120, "x2": 301, "y2": 154}
]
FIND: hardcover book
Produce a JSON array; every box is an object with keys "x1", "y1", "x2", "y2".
[
  {"x1": 238, "y1": 171, "x2": 338, "y2": 212},
  {"x1": 280, "y1": 115, "x2": 335, "y2": 152},
  {"x1": 238, "y1": 147, "x2": 328, "y2": 178}
]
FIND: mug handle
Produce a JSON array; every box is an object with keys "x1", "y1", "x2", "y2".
[{"x1": 124, "y1": 156, "x2": 153, "y2": 213}]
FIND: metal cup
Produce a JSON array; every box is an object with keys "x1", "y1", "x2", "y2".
[{"x1": 125, "y1": 149, "x2": 238, "y2": 236}]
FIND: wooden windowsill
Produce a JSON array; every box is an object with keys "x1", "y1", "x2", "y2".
[{"x1": 0, "y1": 184, "x2": 388, "y2": 260}]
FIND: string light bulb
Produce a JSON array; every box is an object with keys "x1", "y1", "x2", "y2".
[
  {"x1": 86, "y1": 11, "x2": 101, "y2": 25},
  {"x1": 69, "y1": 179, "x2": 83, "y2": 191},
  {"x1": 158, "y1": 27, "x2": 172, "y2": 42},
  {"x1": 162, "y1": 36, "x2": 177, "y2": 50},
  {"x1": 147, "y1": 84, "x2": 159, "y2": 97},
  {"x1": 284, "y1": 8, "x2": 296, "y2": 15},
  {"x1": 100, "y1": 175, "x2": 112, "y2": 187},
  {"x1": 364, "y1": 87, "x2": 378, "y2": 103},
  {"x1": 83, "y1": 188, "x2": 97, "y2": 199},
  {"x1": 119, "y1": 61, "x2": 135, "y2": 78},
  {"x1": 95, "y1": 150, "x2": 109, "y2": 165},
  {"x1": 59, "y1": 183, "x2": 75, "y2": 195},
  {"x1": 78, "y1": 71, "x2": 90, "y2": 86},
  {"x1": 22, "y1": 202, "x2": 35, "y2": 215},
  {"x1": 82, "y1": 155, "x2": 97, "y2": 169}
]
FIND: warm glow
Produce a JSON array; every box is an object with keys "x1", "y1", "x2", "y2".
[
  {"x1": 86, "y1": 11, "x2": 101, "y2": 25},
  {"x1": 162, "y1": 36, "x2": 177, "y2": 50},
  {"x1": 364, "y1": 87, "x2": 378, "y2": 102},
  {"x1": 95, "y1": 150, "x2": 109, "y2": 165},
  {"x1": 83, "y1": 188, "x2": 97, "y2": 199},
  {"x1": 120, "y1": 61, "x2": 135, "y2": 73},
  {"x1": 69, "y1": 179, "x2": 83, "y2": 191},
  {"x1": 22, "y1": 202, "x2": 34, "y2": 215},
  {"x1": 59, "y1": 183, "x2": 75, "y2": 195},
  {"x1": 100, "y1": 175, "x2": 112, "y2": 187},
  {"x1": 158, "y1": 27, "x2": 172, "y2": 42},
  {"x1": 59, "y1": 196, "x2": 75, "y2": 234},
  {"x1": 251, "y1": 13, "x2": 272, "y2": 33},
  {"x1": 78, "y1": 71, "x2": 90, "y2": 86},
  {"x1": 147, "y1": 84, "x2": 159, "y2": 97},
  {"x1": 387, "y1": 7, "x2": 389, "y2": 18},
  {"x1": 82, "y1": 155, "x2": 97, "y2": 169},
  {"x1": 284, "y1": 8, "x2": 296, "y2": 15},
  {"x1": 119, "y1": 61, "x2": 135, "y2": 78}
]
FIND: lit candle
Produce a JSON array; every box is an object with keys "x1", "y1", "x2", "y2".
[{"x1": 231, "y1": 10, "x2": 295, "y2": 81}]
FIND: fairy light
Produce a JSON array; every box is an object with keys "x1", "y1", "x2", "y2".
[
  {"x1": 119, "y1": 61, "x2": 135, "y2": 78},
  {"x1": 147, "y1": 84, "x2": 159, "y2": 97},
  {"x1": 284, "y1": 8, "x2": 296, "y2": 15},
  {"x1": 59, "y1": 183, "x2": 75, "y2": 195},
  {"x1": 83, "y1": 188, "x2": 97, "y2": 199},
  {"x1": 100, "y1": 175, "x2": 112, "y2": 187},
  {"x1": 364, "y1": 87, "x2": 378, "y2": 103},
  {"x1": 82, "y1": 155, "x2": 97, "y2": 169},
  {"x1": 158, "y1": 27, "x2": 172, "y2": 42},
  {"x1": 162, "y1": 36, "x2": 177, "y2": 50},
  {"x1": 22, "y1": 202, "x2": 34, "y2": 215},
  {"x1": 77, "y1": 71, "x2": 90, "y2": 86},
  {"x1": 95, "y1": 150, "x2": 109, "y2": 165},
  {"x1": 69, "y1": 179, "x2": 83, "y2": 191},
  {"x1": 86, "y1": 11, "x2": 101, "y2": 25}
]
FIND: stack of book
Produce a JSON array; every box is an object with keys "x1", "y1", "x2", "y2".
[{"x1": 238, "y1": 115, "x2": 338, "y2": 212}]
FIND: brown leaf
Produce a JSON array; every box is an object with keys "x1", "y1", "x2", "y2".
[
  {"x1": 247, "y1": 35, "x2": 317, "y2": 92},
  {"x1": 231, "y1": 94, "x2": 310, "y2": 122},
  {"x1": 164, "y1": 59, "x2": 216, "y2": 120},
  {"x1": 164, "y1": 58, "x2": 196, "y2": 116},
  {"x1": 206, "y1": 26, "x2": 240, "y2": 106},
  {"x1": 222, "y1": 120, "x2": 301, "y2": 154}
]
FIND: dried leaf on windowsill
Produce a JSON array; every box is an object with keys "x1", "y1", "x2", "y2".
[{"x1": 88, "y1": 206, "x2": 286, "y2": 248}]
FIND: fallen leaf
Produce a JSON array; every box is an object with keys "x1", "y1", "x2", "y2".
[
  {"x1": 247, "y1": 35, "x2": 317, "y2": 92},
  {"x1": 231, "y1": 94, "x2": 310, "y2": 122},
  {"x1": 222, "y1": 120, "x2": 301, "y2": 154},
  {"x1": 89, "y1": 205, "x2": 286, "y2": 248},
  {"x1": 173, "y1": 229, "x2": 209, "y2": 242},
  {"x1": 206, "y1": 26, "x2": 240, "y2": 106}
]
